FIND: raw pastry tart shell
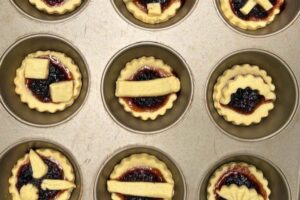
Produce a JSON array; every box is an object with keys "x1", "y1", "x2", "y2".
[
  {"x1": 117, "y1": 56, "x2": 178, "y2": 120},
  {"x1": 124, "y1": 0, "x2": 182, "y2": 24},
  {"x1": 213, "y1": 64, "x2": 276, "y2": 125},
  {"x1": 207, "y1": 162, "x2": 271, "y2": 200},
  {"x1": 14, "y1": 51, "x2": 82, "y2": 113},
  {"x1": 9, "y1": 148, "x2": 76, "y2": 200},
  {"x1": 220, "y1": 0, "x2": 284, "y2": 30},
  {"x1": 109, "y1": 153, "x2": 174, "y2": 200},
  {"x1": 29, "y1": 0, "x2": 82, "y2": 14}
]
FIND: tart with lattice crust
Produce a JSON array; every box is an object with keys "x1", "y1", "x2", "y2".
[
  {"x1": 124, "y1": 0, "x2": 183, "y2": 24},
  {"x1": 220, "y1": 0, "x2": 285, "y2": 30},
  {"x1": 115, "y1": 56, "x2": 181, "y2": 120},
  {"x1": 29, "y1": 0, "x2": 81, "y2": 14},
  {"x1": 213, "y1": 64, "x2": 276, "y2": 126},
  {"x1": 207, "y1": 162, "x2": 271, "y2": 200},
  {"x1": 9, "y1": 149, "x2": 76, "y2": 200},
  {"x1": 107, "y1": 153, "x2": 174, "y2": 200},
  {"x1": 14, "y1": 51, "x2": 82, "y2": 113}
]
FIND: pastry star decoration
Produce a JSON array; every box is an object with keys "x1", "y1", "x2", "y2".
[
  {"x1": 19, "y1": 150, "x2": 76, "y2": 200},
  {"x1": 240, "y1": 0, "x2": 274, "y2": 15}
]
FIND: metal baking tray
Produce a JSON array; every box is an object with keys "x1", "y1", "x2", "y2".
[{"x1": 0, "y1": 0, "x2": 299, "y2": 200}]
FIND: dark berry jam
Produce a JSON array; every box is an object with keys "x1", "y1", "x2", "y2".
[
  {"x1": 226, "y1": 87, "x2": 265, "y2": 114},
  {"x1": 123, "y1": 66, "x2": 172, "y2": 112},
  {"x1": 134, "y1": 0, "x2": 181, "y2": 12},
  {"x1": 43, "y1": 0, "x2": 64, "y2": 6},
  {"x1": 230, "y1": 0, "x2": 278, "y2": 21},
  {"x1": 16, "y1": 157, "x2": 64, "y2": 200},
  {"x1": 26, "y1": 56, "x2": 72, "y2": 103},
  {"x1": 215, "y1": 166, "x2": 267, "y2": 200},
  {"x1": 118, "y1": 167, "x2": 165, "y2": 200}
]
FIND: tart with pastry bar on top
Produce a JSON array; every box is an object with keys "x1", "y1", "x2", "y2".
[
  {"x1": 207, "y1": 162, "x2": 271, "y2": 200},
  {"x1": 107, "y1": 153, "x2": 175, "y2": 200},
  {"x1": 14, "y1": 51, "x2": 82, "y2": 113},
  {"x1": 213, "y1": 64, "x2": 276, "y2": 126},
  {"x1": 9, "y1": 148, "x2": 76, "y2": 200},
  {"x1": 115, "y1": 56, "x2": 181, "y2": 120},
  {"x1": 29, "y1": 0, "x2": 82, "y2": 14},
  {"x1": 124, "y1": 0, "x2": 184, "y2": 24},
  {"x1": 220, "y1": 0, "x2": 285, "y2": 30}
]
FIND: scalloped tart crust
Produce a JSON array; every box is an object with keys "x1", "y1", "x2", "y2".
[
  {"x1": 109, "y1": 153, "x2": 174, "y2": 200},
  {"x1": 14, "y1": 51, "x2": 82, "y2": 113},
  {"x1": 207, "y1": 162, "x2": 271, "y2": 200},
  {"x1": 29, "y1": 0, "x2": 82, "y2": 14},
  {"x1": 220, "y1": 0, "x2": 284, "y2": 30},
  {"x1": 213, "y1": 64, "x2": 276, "y2": 126},
  {"x1": 9, "y1": 148, "x2": 75, "y2": 200},
  {"x1": 117, "y1": 56, "x2": 179, "y2": 120}
]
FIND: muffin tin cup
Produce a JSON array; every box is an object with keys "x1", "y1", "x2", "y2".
[
  {"x1": 94, "y1": 145, "x2": 187, "y2": 200},
  {"x1": 111, "y1": 0, "x2": 199, "y2": 30},
  {"x1": 205, "y1": 49, "x2": 299, "y2": 141},
  {"x1": 9, "y1": 0, "x2": 90, "y2": 22},
  {"x1": 198, "y1": 153, "x2": 291, "y2": 200},
  {"x1": 0, "y1": 33, "x2": 90, "y2": 127},
  {"x1": 213, "y1": 0, "x2": 300, "y2": 37},
  {"x1": 101, "y1": 41, "x2": 194, "y2": 134},
  {"x1": 0, "y1": 138, "x2": 83, "y2": 200}
]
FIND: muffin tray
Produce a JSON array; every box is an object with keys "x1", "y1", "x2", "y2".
[{"x1": 0, "y1": 0, "x2": 299, "y2": 200}]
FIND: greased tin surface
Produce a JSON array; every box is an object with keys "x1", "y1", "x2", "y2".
[{"x1": 0, "y1": 0, "x2": 299, "y2": 200}]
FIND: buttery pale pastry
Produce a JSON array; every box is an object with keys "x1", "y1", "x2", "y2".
[
  {"x1": 213, "y1": 64, "x2": 276, "y2": 126},
  {"x1": 207, "y1": 162, "x2": 271, "y2": 200},
  {"x1": 14, "y1": 51, "x2": 82, "y2": 113},
  {"x1": 9, "y1": 149, "x2": 76, "y2": 200},
  {"x1": 29, "y1": 0, "x2": 82, "y2": 14},
  {"x1": 116, "y1": 56, "x2": 181, "y2": 120},
  {"x1": 107, "y1": 153, "x2": 174, "y2": 200},
  {"x1": 220, "y1": 0, "x2": 284, "y2": 30},
  {"x1": 124, "y1": 0, "x2": 182, "y2": 24}
]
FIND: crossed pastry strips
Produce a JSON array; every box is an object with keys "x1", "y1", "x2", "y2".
[{"x1": 240, "y1": 0, "x2": 273, "y2": 15}]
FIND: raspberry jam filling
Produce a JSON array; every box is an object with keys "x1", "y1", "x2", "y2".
[
  {"x1": 122, "y1": 66, "x2": 171, "y2": 112},
  {"x1": 230, "y1": 0, "x2": 279, "y2": 21},
  {"x1": 26, "y1": 56, "x2": 72, "y2": 103},
  {"x1": 226, "y1": 87, "x2": 266, "y2": 114},
  {"x1": 16, "y1": 157, "x2": 64, "y2": 200},
  {"x1": 118, "y1": 167, "x2": 165, "y2": 200},
  {"x1": 134, "y1": 0, "x2": 177, "y2": 12},
  {"x1": 43, "y1": 0, "x2": 64, "y2": 7},
  {"x1": 215, "y1": 166, "x2": 267, "y2": 200}
]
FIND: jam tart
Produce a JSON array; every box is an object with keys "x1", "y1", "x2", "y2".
[
  {"x1": 207, "y1": 162, "x2": 271, "y2": 200},
  {"x1": 9, "y1": 149, "x2": 76, "y2": 200},
  {"x1": 220, "y1": 0, "x2": 285, "y2": 30},
  {"x1": 29, "y1": 0, "x2": 82, "y2": 14},
  {"x1": 14, "y1": 51, "x2": 82, "y2": 113},
  {"x1": 107, "y1": 153, "x2": 174, "y2": 200},
  {"x1": 124, "y1": 0, "x2": 183, "y2": 24},
  {"x1": 213, "y1": 64, "x2": 276, "y2": 126},
  {"x1": 115, "y1": 56, "x2": 181, "y2": 120}
]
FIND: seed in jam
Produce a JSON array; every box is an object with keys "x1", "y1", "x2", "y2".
[
  {"x1": 26, "y1": 57, "x2": 72, "y2": 103},
  {"x1": 43, "y1": 0, "x2": 64, "y2": 6},
  {"x1": 230, "y1": 0, "x2": 277, "y2": 20},
  {"x1": 16, "y1": 158, "x2": 64, "y2": 200},
  {"x1": 227, "y1": 87, "x2": 264, "y2": 114}
]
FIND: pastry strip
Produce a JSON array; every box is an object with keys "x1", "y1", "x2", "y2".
[
  {"x1": 116, "y1": 77, "x2": 180, "y2": 97},
  {"x1": 107, "y1": 180, "x2": 174, "y2": 198}
]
